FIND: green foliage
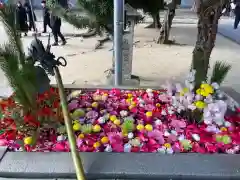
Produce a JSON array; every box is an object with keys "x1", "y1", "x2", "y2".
[
  {"x1": 81, "y1": 124, "x2": 92, "y2": 134},
  {"x1": 126, "y1": 0, "x2": 164, "y2": 14},
  {"x1": 122, "y1": 119, "x2": 135, "y2": 133},
  {"x1": 210, "y1": 61, "x2": 231, "y2": 85},
  {"x1": 0, "y1": 4, "x2": 38, "y2": 110},
  {"x1": 50, "y1": 0, "x2": 113, "y2": 34}
]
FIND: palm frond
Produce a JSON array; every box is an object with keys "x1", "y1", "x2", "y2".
[
  {"x1": 210, "y1": 61, "x2": 231, "y2": 85},
  {"x1": 51, "y1": 5, "x2": 96, "y2": 29},
  {"x1": 0, "y1": 4, "x2": 25, "y2": 66},
  {"x1": 0, "y1": 4, "x2": 38, "y2": 110}
]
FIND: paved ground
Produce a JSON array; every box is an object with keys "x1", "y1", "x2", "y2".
[
  {"x1": 218, "y1": 17, "x2": 240, "y2": 44},
  {"x1": 1, "y1": 9, "x2": 240, "y2": 98}
]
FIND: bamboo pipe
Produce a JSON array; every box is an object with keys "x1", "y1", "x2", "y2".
[{"x1": 54, "y1": 66, "x2": 86, "y2": 180}]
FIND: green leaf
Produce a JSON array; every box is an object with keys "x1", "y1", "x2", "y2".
[{"x1": 210, "y1": 61, "x2": 231, "y2": 85}]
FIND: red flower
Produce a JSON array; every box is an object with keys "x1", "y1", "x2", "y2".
[
  {"x1": 24, "y1": 114, "x2": 40, "y2": 127},
  {"x1": 37, "y1": 107, "x2": 53, "y2": 116}
]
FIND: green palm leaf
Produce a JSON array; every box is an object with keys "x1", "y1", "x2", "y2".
[{"x1": 210, "y1": 61, "x2": 232, "y2": 85}]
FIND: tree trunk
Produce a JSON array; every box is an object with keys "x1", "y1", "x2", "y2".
[
  {"x1": 145, "y1": 13, "x2": 161, "y2": 28},
  {"x1": 157, "y1": 0, "x2": 176, "y2": 44},
  {"x1": 192, "y1": 1, "x2": 223, "y2": 88}
]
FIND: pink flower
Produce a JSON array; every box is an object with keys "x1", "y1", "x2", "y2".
[{"x1": 148, "y1": 130, "x2": 165, "y2": 144}]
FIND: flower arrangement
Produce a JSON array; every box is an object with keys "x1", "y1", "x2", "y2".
[{"x1": 0, "y1": 80, "x2": 239, "y2": 154}]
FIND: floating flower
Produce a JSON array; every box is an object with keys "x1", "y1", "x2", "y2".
[
  {"x1": 93, "y1": 124, "x2": 101, "y2": 133},
  {"x1": 73, "y1": 123, "x2": 81, "y2": 131},
  {"x1": 145, "y1": 124, "x2": 153, "y2": 132},
  {"x1": 194, "y1": 101, "x2": 206, "y2": 109},
  {"x1": 24, "y1": 137, "x2": 33, "y2": 145}
]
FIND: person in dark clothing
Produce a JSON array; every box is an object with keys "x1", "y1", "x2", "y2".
[
  {"x1": 16, "y1": 1, "x2": 28, "y2": 36},
  {"x1": 41, "y1": 1, "x2": 51, "y2": 33},
  {"x1": 234, "y1": 0, "x2": 240, "y2": 29},
  {"x1": 50, "y1": 13, "x2": 66, "y2": 46},
  {"x1": 24, "y1": 2, "x2": 36, "y2": 31}
]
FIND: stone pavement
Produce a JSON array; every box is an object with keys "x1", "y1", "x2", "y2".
[{"x1": 218, "y1": 17, "x2": 240, "y2": 44}]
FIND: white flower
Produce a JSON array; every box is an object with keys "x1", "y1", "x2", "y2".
[
  {"x1": 146, "y1": 88, "x2": 153, "y2": 93},
  {"x1": 164, "y1": 131, "x2": 171, "y2": 137},
  {"x1": 104, "y1": 144, "x2": 113, "y2": 152},
  {"x1": 168, "y1": 110, "x2": 174, "y2": 115},
  {"x1": 161, "y1": 110, "x2": 167, "y2": 116},
  {"x1": 127, "y1": 132, "x2": 134, "y2": 139},
  {"x1": 157, "y1": 146, "x2": 166, "y2": 154},
  {"x1": 205, "y1": 125, "x2": 220, "y2": 133},
  {"x1": 155, "y1": 119, "x2": 162, "y2": 125},
  {"x1": 188, "y1": 104, "x2": 196, "y2": 111},
  {"x1": 211, "y1": 82, "x2": 219, "y2": 90},
  {"x1": 204, "y1": 95, "x2": 213, "y2": 104},
  {"x1": 98, "y1": 117, "x2": 106, "y2": 124},
  {"x1": 195, "y1": 94, "x2": 202, "y2": 101},
  {"x1": 192, "y1": 134, "x2": 200, "y2": 141},
  {"x1": 120, "y1": 110, "x2": 128, "y2": 117},
  {"x1": 166, "y1": 148, "x2": 174, "y2": 154},
  {"x1": 189, "y1": 83, "x2": 194, "y2": 91},
  {"x1": 204, "y1": 118, "x2": 212, "y2": 125},
  {"x1": 148, "y1": 92, "x2": 154, "y2": 97},
  {"x1": 224, "y1": 121, "x2": 231, "y2": 127},
  {"x1": 226, "y1": 149, "x2": 235, "y2": 154},
  {"x1": 57, "y1": 135, "x2": 66, "y2": 142},
  {"x1": 175, "y1": 83, "x2": 183, "y2": 93},
  {"x1": 171, "y1": 130, "x2": 178, "y2": 136},
  {"x1": 124, "y1": 143, "x2": 132, "y2": 152},
  {"x1": 178, "y1": 134, "x2": 185, "y2": 141}
]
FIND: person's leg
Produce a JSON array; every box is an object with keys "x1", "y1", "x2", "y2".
[
  {"x1": 58, "y1": 28, "x2": 66, "y2": 45},
  {"x1": 234, "y1": 14, "x2": 240, "y2": 29},
  {"x1": 43, "y1": 19, "x2": 47, "y2": 33},
  {"x1": 52, "y1": 28, "x2": 59, "y2": 46}
]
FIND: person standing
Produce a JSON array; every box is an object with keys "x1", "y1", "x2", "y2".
[
  {"x1": 50, "y1": 13, "x2": 66, "y2": 46},
  {"x1": 24, "y1": 2, "x2": 36, "y2": 32},
  {"x1": 234, "y1": 0, "x2": 240, "y2": 29},
  {"x1": 41, "y1": 0, "x2": 51, "y2": 33},
  {"x1": 16, "y1": 1, "x2": 28, "y2": 36}
]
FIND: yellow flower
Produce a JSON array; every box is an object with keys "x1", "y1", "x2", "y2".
[
  {"x1": 201, "y1": 84, "x2": 214, "y2": 94},
  {"x1": 183, "y1": 87, "x2": 189, "y2": 93},
  {"x1": 110, "y1": 115, "x2": 117, "y2": 122},
  {"x1": 92, "y1": 102, "x2": 99, "y2": 108},
  {"x1": 24, "y1": 136, "x2": 33, "y2": 145},
  {"x1": 126, "y1": 98, "x2": 132, "y2": 104},
  {"x1": 145, "y1": 124, "x2": 153, "y2": 131},
  {"x1": 180, "y1": 87, "x2": 189, "y2": 96},
  {"x1": 200, "y1": 90, "x2": 210, "y2": 97},
  {"x1": 194, "y1": 101, "x2": 206, "y2": 109},
  {"x1": 156, "y1": 103, "x2": 161, "y2": 108},
  {"x1": 136, "y1": 124, "x2": 144, "y2": 131},
  {"x1": 127, "y1": 93, "x2": 133, "y2": 98},
  {"x1": 113, "y1": 119, "x2": 121, "y2": 125},
  {"x1": 93, "y1": 142, "x2": 101, "y2": 148},
  {"x1": 73, "y1": 123, "x2": 81, "y2": 131},
  {"x1": 101, "y1": 136, "x2": 109, "y2": 144},
  {"x1": 220, "y1": 127, "x2": 227, "y2": 132},
  {"x1": 93, "y1": 124, "x2": 101, "y2": 132},
  {"x1": 78, "y1": 133, "x2": 85, "y2": 139},
  {"x1": 131, "y1": 101, "x2": 137, "y2": 106},
  {"x1": 164, "y1": 143, "x2": 171, "y2": 148},
  {"x1": 146, "y1": 111, "x2": 153, "y2": 117},
  {"x1": 196, "y1": 88, "x2": 202, "y2": 95}
]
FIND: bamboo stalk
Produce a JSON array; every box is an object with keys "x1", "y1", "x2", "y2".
[{"x1": 53, "y1": 67, "x2": 86, "y2": 180}]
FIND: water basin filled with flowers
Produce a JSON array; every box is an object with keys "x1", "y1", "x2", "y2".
[{"x1": 0, "y1": 81, "x2": 239, "y2": 154}]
